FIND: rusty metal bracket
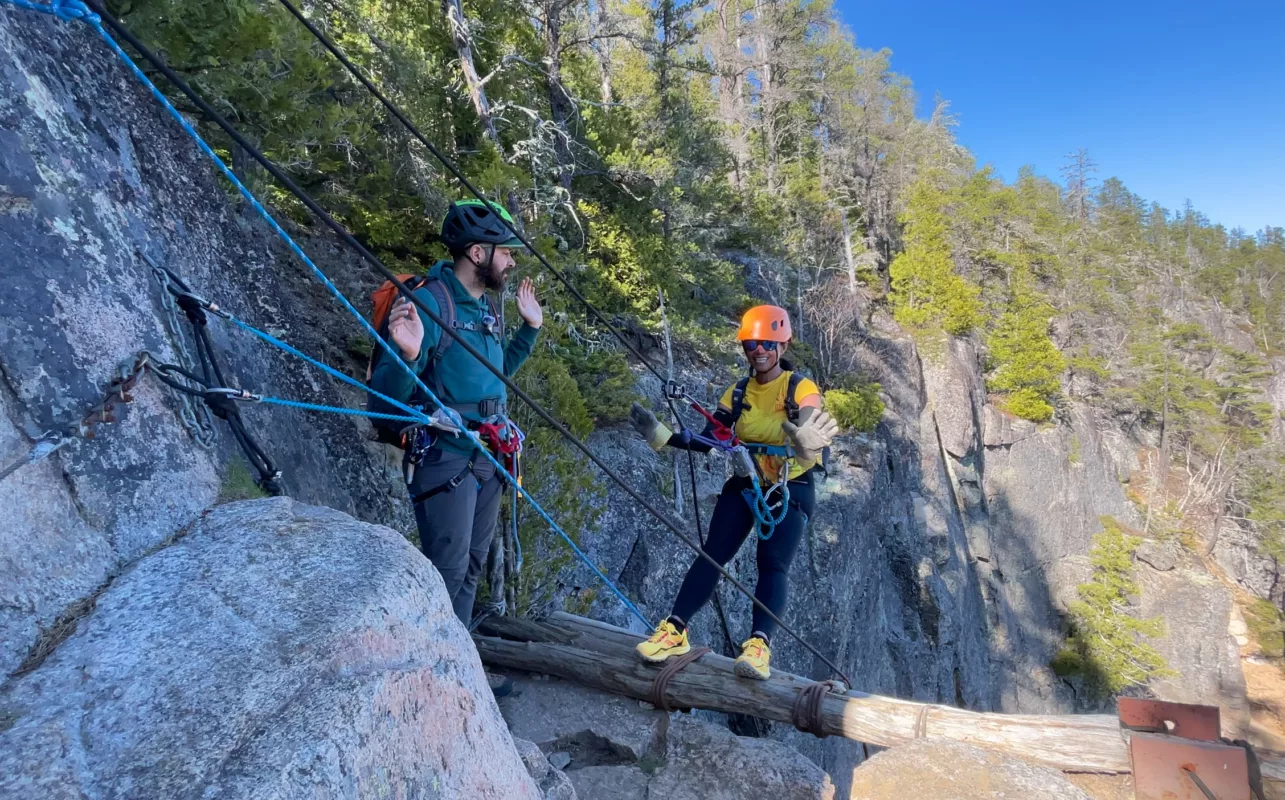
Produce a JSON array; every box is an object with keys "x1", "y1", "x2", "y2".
[
  {"x1": 1130, "y1": 733, "x2": 1250, "y2": 800},
  {"x1": 1119, "y1": 697, "x2": 1222, "y2": 741}
]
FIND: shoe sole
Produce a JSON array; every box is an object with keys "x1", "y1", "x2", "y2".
[
  {"x1": 734, "y1": 658, "x2": 770, "y2": 680},
  {"x1": 638, "y1": 644, "x2": 691, "y2": 664}
]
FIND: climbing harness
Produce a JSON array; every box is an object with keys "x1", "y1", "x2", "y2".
[
  {"x1": 665, "y1": 381, "x2": 796, "y2": 540},
  {"x1": 3, "y1": 0, "x2": 850, "y2": 685}
]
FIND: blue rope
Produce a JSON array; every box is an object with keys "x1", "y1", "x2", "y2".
[
  {"x1": 222, "y1": 314, "x2": 431, "y2": 425},
  {"x1": 5, "y1": 0, "x2": 650, "y2": 628},
  {"x1": 742, "y1": 477, "x2": 790, "y2": 540},
  {"x1": 255, "y1": 396, "x2": 421, "y2": 423}
]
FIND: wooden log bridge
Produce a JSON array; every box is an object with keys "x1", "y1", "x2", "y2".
[{"x1": 476, "y1": 611, "x2": 1147, "y2": 774}]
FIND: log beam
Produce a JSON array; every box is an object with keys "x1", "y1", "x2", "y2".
[{"x1": 473, "y1": 613, "x2": 1132, "y2": 773}]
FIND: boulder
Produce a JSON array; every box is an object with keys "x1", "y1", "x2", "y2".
[
  {"x1": 497, "y1": 671, "x2": 667, "y2": 763},
  {"x1": 0, "y1": 498, "x2": 540, "y2": 799},
  {"x1": 848, "y1": 739, "x2": 1092, "y2": 799},
  {"x1": 1136, "y1": 539, "x2": 1179, "y2": 572},
  {"x1": 514, "y1": 737, "x2": 578, "y2": 800},
  {"x1": 567, "y1": 765, "x2": 650, "y2": 800},
  {"x1": 647, "y1": 716, "x2": 836, "y2": 800}
]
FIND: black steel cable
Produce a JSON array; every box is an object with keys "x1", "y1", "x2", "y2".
[{"x1": 91, "y1": 3, "x2": 849, "y2": 685}]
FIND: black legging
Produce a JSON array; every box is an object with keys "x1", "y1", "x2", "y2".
[{"x1": 670, "y1": 470, "x2": 816, "y2": 642}]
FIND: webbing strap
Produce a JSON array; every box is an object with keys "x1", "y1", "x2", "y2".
[
  {"x1": 409, "y1": 461, "x2": 475, "y2": 504},
  {"x1": 648, "y1": 647, "x2": 712, "y2": 713}
]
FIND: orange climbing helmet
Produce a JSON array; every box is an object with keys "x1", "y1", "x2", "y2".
[{"x1": 736, "y1": 305, "x2": 792, "y2": 343}]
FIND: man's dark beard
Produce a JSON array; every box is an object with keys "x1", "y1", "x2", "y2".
[{"x1": 476, "y1": 250, "x2": 508, "y2": 292}]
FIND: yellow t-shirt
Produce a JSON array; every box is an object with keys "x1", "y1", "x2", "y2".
[{"x1": 718, "y1": 371, "x2": 822, "y2": 482}]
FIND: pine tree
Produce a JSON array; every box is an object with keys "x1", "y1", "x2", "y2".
[
  {"x1": 890, "y1": 177, "x2": 982, "y2": 336},
  {"x1": 1060, "y1": 517, "x2": 1173, "y2": 695},
  {"x1": 986, "y1": 266, "x2": 1066, "y2": 421}
]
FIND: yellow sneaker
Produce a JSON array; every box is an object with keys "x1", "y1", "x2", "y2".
[
  {"x1": 734, "y1": 636, "x2": 771, "y2": 680},
  {"x1": 636, "y1": 619, "x2": 690, "y2": 663}
]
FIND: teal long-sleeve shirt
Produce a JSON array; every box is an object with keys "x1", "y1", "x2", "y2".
[{"x1": 369, "y1": 262, "x2": 539, "y2": 455}]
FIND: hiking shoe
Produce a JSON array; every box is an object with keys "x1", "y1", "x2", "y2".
[
  {"x1": 636, "y1": 619, "x2": 690, "y2": 663},
  {"x1": 487, "y1": 672, "x2": 514, "y2": 699},
  {"x1": 734, "y1": 636, "x2": 771, "y2": 680}
]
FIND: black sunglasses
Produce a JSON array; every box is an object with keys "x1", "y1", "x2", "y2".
[{"x1": 742, "y1": 340, "x2": 780, "y2": 353}]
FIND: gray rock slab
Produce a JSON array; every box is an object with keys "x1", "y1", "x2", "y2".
[
  {"x1": 1136, "y1": 539, "x2": 1179, "y2": 572},
  {"x1": 849, "y1": 739, "x2": 1092, "y2": 799},
  {"x1": 0, "y1": 498, "x2": 540, "y2": 800},
  {"x1": 498, "y1": 672, "x2": 667, "y2": 761},
  {"x1": 567, "y1": 765, "x2": 650, "y2": 800},
  {"x1": 648, "y1": 716, "x2": 836, "y2": 800}
]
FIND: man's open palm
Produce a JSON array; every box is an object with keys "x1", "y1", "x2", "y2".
[{"x1": 516, "y1": 277, "x2": 542, "y2": 328}]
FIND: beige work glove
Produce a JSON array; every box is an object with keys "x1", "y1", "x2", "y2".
[
  {"x1": 630, "y1": 402, "x2": 673, "y2": 451},
  {"x1": 781, "y1": 410, "x2": 839, "y2": 462}
]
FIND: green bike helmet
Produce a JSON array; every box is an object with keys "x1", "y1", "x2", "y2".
[{"x1": 440, "y1": 199, "x2": 526, "y2": 253}]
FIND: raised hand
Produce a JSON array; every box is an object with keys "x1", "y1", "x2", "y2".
[
  {"x1": 388, "y1": 295, "x2": 424, "y2": 360},
  {"x1": 781, "y1": 410, "x2": 839, "y2": 462},
  {"x1": 516, "y1": 277, "x2": 543, "y2": 329}
]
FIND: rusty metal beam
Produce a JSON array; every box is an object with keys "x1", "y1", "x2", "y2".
[
  {"x1": 1130, "y1": 733, "x2": 1250, "y2": 800},
  {"x1": 1118, "y1": 697, "x2": 1222, "y2": 742}
]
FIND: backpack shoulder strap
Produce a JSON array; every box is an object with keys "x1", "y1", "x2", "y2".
[
  {"x1": 728, "y1": 376, "x2": 752, "y2": 424},
  {"x1": 784, "y1": 371, "x2": 805, "y2": 424},
  {"x1": 423, "y1": 277, "x2": 456, "y2": 362}
]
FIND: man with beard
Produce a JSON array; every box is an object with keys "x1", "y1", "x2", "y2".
[{"x1": 370, "y1": 199, "x2": 542, "y2": 639}]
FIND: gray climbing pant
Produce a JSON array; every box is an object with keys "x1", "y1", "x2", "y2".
[{"x1": 406, "y1": 446, "x2": 505, "y2": 624}]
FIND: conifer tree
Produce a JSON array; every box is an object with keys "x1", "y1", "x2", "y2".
[{"x1": 890, "y1": 177, "x2": 981, "y2": 336}]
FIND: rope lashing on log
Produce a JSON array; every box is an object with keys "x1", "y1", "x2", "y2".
[
  {"x1": 791, "y1": 680, "x2": 846, "y2": 739},
  {"x1": 914, "y1": 704, "x2": 930, "y2": 738},
  {"x1": 649, "y1": 648, "x2": 712, "y2": 713}
]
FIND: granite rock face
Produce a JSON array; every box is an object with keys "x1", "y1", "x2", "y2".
[
  {"x1": 0, "y1": 6, "x2": 411, "y2": 678},
  {"x1": 0, "y1": 498, "x2": 541, "y2": 800}
]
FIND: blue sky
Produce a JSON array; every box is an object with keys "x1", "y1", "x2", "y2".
[{"x1": 833, "y1": 0, "x2": 1285, "y2": 233}]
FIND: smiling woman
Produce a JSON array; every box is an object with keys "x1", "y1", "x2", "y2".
[{"x1": 628, "y1": 305, "x2": 838, "y2": 681}]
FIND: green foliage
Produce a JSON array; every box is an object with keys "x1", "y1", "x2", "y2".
[
  {"x1": 1061, "y1": 517, "x2": 1174, "y2": 696},
  {"x1": 1243, "y1": 599, "x2": 1285, "y2": 659},
  {"x1": 824, "y1": 385, "x2": 884, "y2": 433},
  {"x1": 1049, "y1": 647, "x2": 1084, "y2": 677},
  {"x1": 890, "y1": 178, "x2": 983, "y2": 336},
  {"x1": 1242, "y1": 456, "x2": 1285, "y2": 561},
  {"x1": 219, "y1": 461, "x2": 268, "y2": 503},
  {"x1": 985, "y1": 267, "x2": 1065, "y2": 422}
]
